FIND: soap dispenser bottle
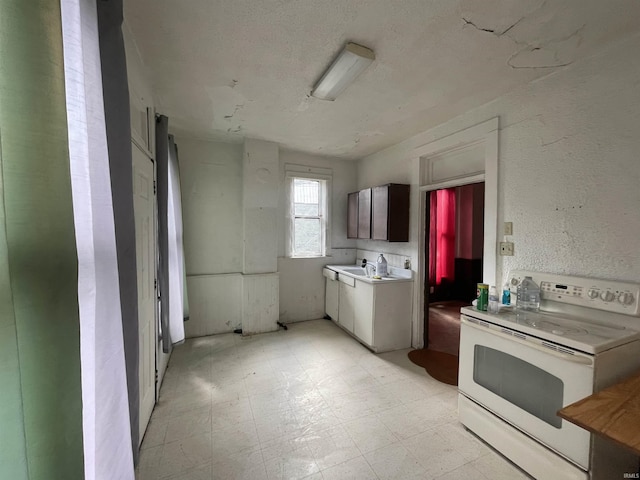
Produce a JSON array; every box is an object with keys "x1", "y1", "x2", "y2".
[{"x1": 376, "y1": 254, "x2": 388, "y2": 277}]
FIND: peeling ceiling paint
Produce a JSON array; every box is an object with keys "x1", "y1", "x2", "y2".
[{"x1": 124, "y1": 0, "x2": 640, "y2": 159}]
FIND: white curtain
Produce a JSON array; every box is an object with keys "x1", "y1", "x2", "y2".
[
  {"x1": 284, "y1": 174, "x2": 296, "y2": 257},
  {"x1": 61, "y1": 0, "x2": 134, "y2": 478},
  {"x1": 167, "y1": 135, "x2": 186, "y2": 343}
]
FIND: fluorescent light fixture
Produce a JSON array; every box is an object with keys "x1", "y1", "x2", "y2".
[{"x1": 311, "y1": 42, "x2": 375, "y2": 101}]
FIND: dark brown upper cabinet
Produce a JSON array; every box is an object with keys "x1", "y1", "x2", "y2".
[
  {"x1": 347, "y1": 184, "x2": 409, "y2": 242},
  {"x1": 357, "y1": 188, "x2": 372, "y2": 239},
  {"x1": 372, "y1": 184, "x2": 410, "y2": 242},
  {"x1": 347, "y1": 192, "x2": 359, "y2": 239}
]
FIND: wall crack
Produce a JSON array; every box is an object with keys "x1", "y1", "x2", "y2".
[{"x1": 461, "y1": 17, "x2": 524, "y2": 37}]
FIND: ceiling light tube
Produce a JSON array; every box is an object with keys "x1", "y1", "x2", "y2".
[{"x1": 311, "y1": 42, "x2": 375, "y2": 101}]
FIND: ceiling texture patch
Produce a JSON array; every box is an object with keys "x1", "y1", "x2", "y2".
[{"x1": 125, "y1": 0, "x2": 640, "y2": 159}]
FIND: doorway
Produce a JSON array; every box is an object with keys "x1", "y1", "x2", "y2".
[{"x1": 423, "y1": 183, "x2": 485, "y2": 354}]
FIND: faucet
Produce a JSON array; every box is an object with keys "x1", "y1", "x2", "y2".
[
  {"x1": 361, "y1": 258, "x2": 367, "y2": 268},
  {"x1": 365, "y1": 263, "x2": 376, "y2": 277}
]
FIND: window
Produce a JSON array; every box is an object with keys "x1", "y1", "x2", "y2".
[{"x1": 288, "y1": 176, "x2": 329, "y2": 257}]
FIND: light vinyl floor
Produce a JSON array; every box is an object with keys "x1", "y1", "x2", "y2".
[{"x1": 136, "y1": 319, "x2": 528, "y2": 480}]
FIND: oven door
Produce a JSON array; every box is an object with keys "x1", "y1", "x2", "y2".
[{"x1": 459, "y1": 315, "x2": 594, "y2": 469}]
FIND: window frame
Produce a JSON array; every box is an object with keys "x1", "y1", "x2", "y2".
[{"x1": 285, "y1": 166, "x2": 332, "y2": 258}]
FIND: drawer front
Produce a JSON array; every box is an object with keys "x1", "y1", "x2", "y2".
[{"x1": 338, "y1": 275, "x2": 355, "y2": 287}]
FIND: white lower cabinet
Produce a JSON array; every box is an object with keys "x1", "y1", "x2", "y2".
[
  {"x1": 355, "y1": 280, "x2": 413, "y2": 352},
  {"x1": 325, "y1": 276, "x2": 339, "y2": 321},
  {"x1": 331, "y1": 273, "x2": 413, "y2": 353},
  {"x1": 338, "y1": 275, "x2": 355, "y2": 333},
  {"x1": 354, "y1": 282, "x2": 374, "y2": 345}
]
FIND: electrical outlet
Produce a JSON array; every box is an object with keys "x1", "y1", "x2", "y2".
[
  {"x1": 504, "y1": 222, "x2": 513, "y2": 236},
  {"x1": 500, "y1": 242, "x2": 514, "y2": 256}
]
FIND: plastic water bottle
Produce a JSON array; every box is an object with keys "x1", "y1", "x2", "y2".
[
  {"x1": 488, "y1": 286, "x2": 500, "y2": 313},
  {"x1": 517, "y1": 276, "x2": 540, "y2": 311},
  {"x1": 376, "y1": 254, "x2": 388, "y2": 277}
]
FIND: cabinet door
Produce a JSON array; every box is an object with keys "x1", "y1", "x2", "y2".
[
  {"x1": 358, "y1": 188, "x2": 371, "y2": 239},
  {"x1": 354, "y1": 281, "x2": 374, "y2": 345},
  {"x1": 371, "y1": 185, "x2": 389, "y2": 240},
  {"x1": 338, "y1": 281, "x2": 355, "y2": 333},
  {"x1": 387, "y1": 184, "x2": 410, "y2": 242},
  {"x1": 347, "y1": 192, "x2": 358, "y2": 239},
  {"x1": 325, "y1": 278, "x2": 339, "y2": 321}
]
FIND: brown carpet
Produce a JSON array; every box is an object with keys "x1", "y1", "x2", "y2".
[{"x1": 408, "y1": 348, "x2": 459, "y2": 386}]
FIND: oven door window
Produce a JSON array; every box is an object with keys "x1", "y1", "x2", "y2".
[{"x1": 474, "y1": 345, "x2": 563, "y2": 428}]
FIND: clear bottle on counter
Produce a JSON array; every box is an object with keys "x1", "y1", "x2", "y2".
[
  {"x1": 376, "y1": 254, "x2": 388, "y2": 277},
  {"x1": 516, "y1": 276, "x2": 540, "y2": 311},
  {"x1": 488, "y1": 286, "x2": 500, "y2": 313}
]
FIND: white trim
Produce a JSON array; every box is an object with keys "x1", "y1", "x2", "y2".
[
  {"x1": 285, "y1": 163, "x2": 332, "y2": 178},
  {"x1": 418, "y1": 174, "x2": 486, "y2": 192},
  {"x1": 286, "y1": 174, "x2": 332, "y2": 258},
  {"x1": 412, "y1": 117, "x2": 499, "y2": 348}
]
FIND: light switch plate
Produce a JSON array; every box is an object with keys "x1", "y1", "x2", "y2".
[
  {"x1": 500, "y1": 242, "x2": 514, "y2": 256},
  {"x1": 504, "y1": 222, "x2": 513, "y2": 236}
]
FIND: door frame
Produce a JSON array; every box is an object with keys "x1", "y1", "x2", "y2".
[
  {"x1": 422, "y1": 182, "x2": 485, "y2": 348},
  {"x1": 411, "y1": 117, "x2": 499, "y2": 349}
]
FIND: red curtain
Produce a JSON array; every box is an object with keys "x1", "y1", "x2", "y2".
[{"x1": 429, "y1": 188, "x2": 456, "y2": 285}]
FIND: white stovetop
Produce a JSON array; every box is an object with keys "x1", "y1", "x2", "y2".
[{"x1": 461, "y1": 305, "x2": 640, "y2": 354}]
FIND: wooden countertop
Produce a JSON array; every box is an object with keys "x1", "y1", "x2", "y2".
[{"x1": 558, "y1": 371, "x2": 640, "y2": 456}]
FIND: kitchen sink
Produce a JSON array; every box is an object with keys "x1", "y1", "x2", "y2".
[
  {"x1": 340, "y1": 267, "x2": 368, "y2": 276},
  {"x1": 325, "y1": 264, "x2": 413, "y2": 283}
]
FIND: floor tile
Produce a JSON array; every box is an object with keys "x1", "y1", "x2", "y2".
[
  {"x1": 302, "y1": 425, "x2": 361, "y2": 470},
  {"x1": 211, "y1": 448, "x2": 266, "y2": 480},
  {"x1": 136, "y1": 319, "x2": 525, "y2": 480},
  {"x1": 402, "y1": 429, "x2": 468, "y2": 479},
  {"x1": 160, "y1": 432, "x2": 212, "y2": 478},
  {"x1": 434, "y1": 461, "x2": 490, "y2": 480},
  {"x1": 364, "y1": 442, "x2": 427, "y2": 480},
  {"x1": 136, "y1": 444, "x2": 165, "y2": 480},
  {"x1": 263, "y1": 447, "x2": 319, "y2": 480},
  {"x1": 320, "y1": 456, "x2": 378, "y2": 480},
  {"x1": 468, "y1": 451, "x2": 532, "y2": 480},
  {"x1": 166, "y1": 463, "x2": 212, "y2": 480},
  {"x1": 343, "y1": 414, "x2": 399, "y2": 454},
  {"x1": 165, "y1": 406, "x2": 212, "y2": 444},
  {"x1": 210, "y1": 396, "x2": 253, "y2": 430},
  {"x1": 261, "y1": 434, "x2": 311, "y2": 462},
  {"x1": 211, "y1": 420, "x2": 260, "y2": 464}
]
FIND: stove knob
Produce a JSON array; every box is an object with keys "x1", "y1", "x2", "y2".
[
  {"x1": 600, "y1": 290, "x2": 615, "y2": 302},
  {"x1": 587, "y1": 288, "x2": 599, "y2": 299},
  {"x1": 618, "y1": 292, "x2": 635, "y2": 305}
]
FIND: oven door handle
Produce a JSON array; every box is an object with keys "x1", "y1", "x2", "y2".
[{"x1": 461, "y1": 316, "x2": 594, "y2": 366}]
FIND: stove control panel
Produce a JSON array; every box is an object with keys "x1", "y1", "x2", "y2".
[{"x1": 509, "y1": 270, "x2": 640, "y2": 316}]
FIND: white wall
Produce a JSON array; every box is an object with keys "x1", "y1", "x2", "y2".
[
  {"x1": 358, "y1": 32, "x2": 640, "y2": 345},
  {"x1": 277, "y1": 149, "x2": 357, "y2": 323},
  {"x1": 178, "y1": 140, "x2": 358, "y2": 333},
  {"x1": 177, "y1": 138, "x2": 244, "y2": 336},
  {"x1": 179, "y1": 139, "x2": 244, "y2": 274}
]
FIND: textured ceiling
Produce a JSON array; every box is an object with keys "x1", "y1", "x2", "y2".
[{"x1": 124, "y1": 0, "x2": 640, "y2": 159}]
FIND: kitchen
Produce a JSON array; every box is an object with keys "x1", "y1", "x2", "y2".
[
  {"x1": 123, "y1": 1, "x2": 640, "y2": 478},
  {"x1": 2, "y1": 1, "x2": 639, "y2": 479}
]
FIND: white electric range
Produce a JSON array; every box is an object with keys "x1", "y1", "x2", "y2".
[{"x1": 458, "y1": 270, "x2": 640, "y2": 480}]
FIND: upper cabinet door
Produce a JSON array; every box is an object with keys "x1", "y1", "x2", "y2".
[
  {"x1": 358, "y1": 188, "x2": 372, "y2": 239},
  {"x1": 372, "y1": 185, "x2": 389, "y2": 240},
  {"x1": 372, "y1": 184, "x2": 410, "y2": 242},
  {"x1": 347, "y1": 192, "x2": 359, "y2": 239}
]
